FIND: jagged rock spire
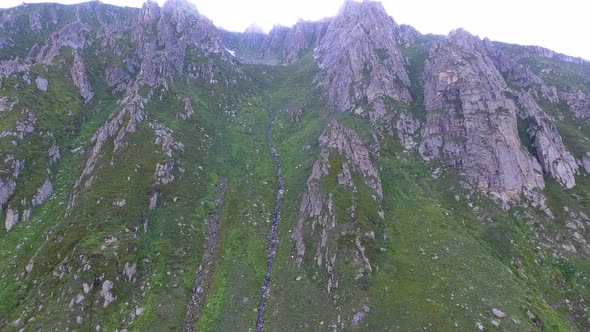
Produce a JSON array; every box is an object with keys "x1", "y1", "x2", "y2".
[{"x1": 315, "y1": 0, "x2": 411, "y2": 121}]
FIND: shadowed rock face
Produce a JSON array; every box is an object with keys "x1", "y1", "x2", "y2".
[
  {"x1": 515, "y1": 91, "x2": 579, "y2": 188},
  {"x1": 314, "y1": 0, "x2": 411, "y2": 121}
]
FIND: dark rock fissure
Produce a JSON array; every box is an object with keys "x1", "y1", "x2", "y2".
[
  {"x1": 255, "y1": 105, "x2": 285, "y2": 332},
  {"x1": 183, "y1": 178, "x2": 228, "y2": 332}
]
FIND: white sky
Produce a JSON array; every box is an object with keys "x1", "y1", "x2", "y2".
[{"x1": 2, "y1": 0, "x2": 589, "y2": 60}]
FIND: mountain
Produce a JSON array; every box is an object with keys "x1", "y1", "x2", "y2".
[{"x1": 1, "y1": 0, "x2": 589, "y2": 330}]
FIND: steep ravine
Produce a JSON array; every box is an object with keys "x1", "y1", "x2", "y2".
[{"x1": 255, "y1": 104, "x2": 285, "y2": 331}]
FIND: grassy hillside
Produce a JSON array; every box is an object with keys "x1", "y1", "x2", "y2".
[{"x1": 1, "y1": 2, "x2": 589, "y2": 331}]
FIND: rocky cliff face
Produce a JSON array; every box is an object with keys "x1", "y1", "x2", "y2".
[
  {"x1": 419, "y1": 29, "x2": 546, "y2": 206},
  {"x1": 482, "y1": 40, "x2": 581, "y2": 188},
  {"x1": 223, "y1": 19, "x2": 329, "y2": 65},
  {"x1": 314, "y1": 0, "x2": 411, "y2": 121}
]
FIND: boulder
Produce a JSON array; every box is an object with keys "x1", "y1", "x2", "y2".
[{"x1": 35, "y1": 76, "x2": 48, "y2": 92}]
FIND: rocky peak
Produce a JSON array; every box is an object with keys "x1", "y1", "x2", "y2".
[
  {"x1": 230, "y1": 19, "x2": 329, "y2": 64},
  {"x1": 244, "y1": 23, "x2": 264, "y2": 34},
  {"x1": 446, "y1": 28, "x2": 489, "y2": 55},
  {"x1": 130, "y1": 0, "x2": 230, "y2": 85},
  {"x1": 338, "y1": 0, "x2": 389, "y2": 18},
  {"x1": 395, "y1": 24, "x2": 420, "y2": 45},
  {"x1": 315, "y1": 0, "x2": 411, "y2": 121},
  {"x1": 139, "y1": 0, "x2": 161, "y2": 24},
  {"x1": 162, "y1": 0, "x2": 201, "y2": 34},
  {"x1": 163, "y1": 0, "x2": 200, "y2": 15},
  {"x1": 238, "y1": 24, "x2": 266, "y2": 49},
  {"x1": 274, "y1": 20, "x2": 328, "y2": 63}
]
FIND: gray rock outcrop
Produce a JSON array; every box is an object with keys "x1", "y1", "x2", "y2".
[
  {"x1": 29, "y1": 21, "x2": 92, "y2": 64},
  {"x1": 149, "y1": 192, "x2": 159, "y2": 209},
  {"x1": 71, "y1": 52, "x2": 94, "y2": 102},
  {"x1": 32, "y1": 179, "x2": 54, "y2": 207},
  {"x1": 112, "y1": 199, "x2": 126, "y2": 207},
  {"x1": 4, "y1": 207, "x2": 19, "y2": 231},
  {"x1": 0, "y1": 176, "x2": 16, "y2": 209},
  {"x1": 0, "y1": 96, "x2": 17, "y2": 112},
  {"x1": 123, "y1": 262, "x2": 137, "y2": 282},
  {"x1": 0, "y1": 156, "x2": 24, "y2": 216},
  {"x1": 0, "y1": 35, "x2": 14, "y2": 49},
  {"x1": 151, "y1": 122, "x2": 184, "y2": 186},
  {"x1": 35, "y1": 76, "x2": 48, "y2": 92},
  {"x1": 420, "y1": 29, "x2": 546, "y2": 206},
  {"x1": 583, "y1": 153, "x2": 590, "y2": 173},
  {"x1": 484, "y1": 39, "x2": 581, "y2": 188},
  {"x1": 0, "y1": 110, "x2": 37, "y2": 139},
  {"x1": 48, "y1": 144, "x2": 61, "y2": 164},
  {"x1": 99, "y1": 280, "x2": 115, "y2": 307},
  {"x1": 558, "y1": 89, "x2": 590, "y2": 119},
  {"x1": 28, "y1": 11, "x2": 42, "y2": 33},
  {"x1": 292, "y1": 121, "x2": 382, "y2": 294},
  {"x1": 178, "y1": 97, "x2": 194, "y2": 120},
  {"x1": 396, "y1": 112, "x2": 421, "y2": 150}
]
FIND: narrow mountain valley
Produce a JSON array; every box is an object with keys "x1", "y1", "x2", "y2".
[{"x1": 0, "y1": 0, "x2": 589, "y2": 331}]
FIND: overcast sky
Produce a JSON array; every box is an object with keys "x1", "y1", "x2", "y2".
[{"x1": 2, "y1": 0, "x2": 589, "y2": 60}]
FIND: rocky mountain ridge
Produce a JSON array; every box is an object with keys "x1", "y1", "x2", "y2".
[
  {"x1": 0, "y1": 0, "x2": 589, "y2": 331},
  {"x1": 225, "y1": 0, "x2": 590, "y2": 210}
]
